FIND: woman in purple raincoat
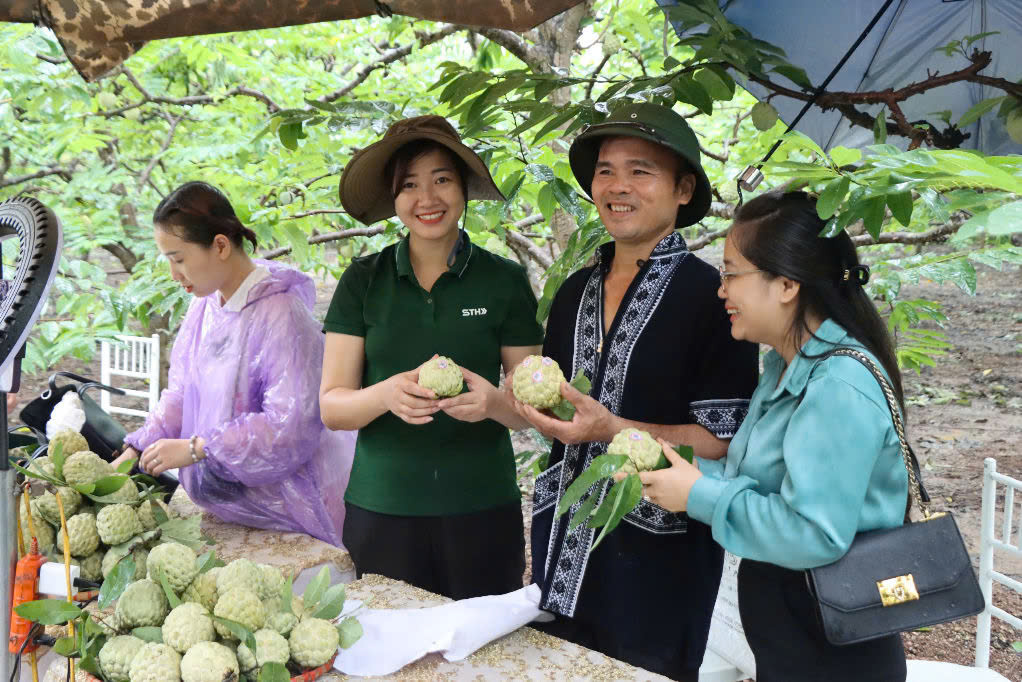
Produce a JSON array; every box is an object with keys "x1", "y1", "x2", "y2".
[{"x1": 115, "y1": 181, "x2": 354, "y2": 547}]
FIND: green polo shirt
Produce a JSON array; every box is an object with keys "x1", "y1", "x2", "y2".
[{"x1": 324, "y1": 236, "x2": 545, "y2": 516}]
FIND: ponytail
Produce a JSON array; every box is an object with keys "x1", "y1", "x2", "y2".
[{"x1": 153, "y1": 181, "x2": 258, "y2": 251}]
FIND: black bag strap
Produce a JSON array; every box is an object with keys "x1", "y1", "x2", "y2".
[
  {"x1": 816, "y1": 348, "x2": 932, "y2": 516},
  {"x1": 43, "y1": 371, "x2": 125, "y2": 399}
]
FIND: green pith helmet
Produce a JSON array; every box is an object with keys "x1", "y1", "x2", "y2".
[{"x1": 569, "y1": 102, "x2": 712, "y2": 228}]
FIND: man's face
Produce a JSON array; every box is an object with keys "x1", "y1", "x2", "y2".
[{"x1": 590, "y1": 136, "x2": 695, "y2": 245}]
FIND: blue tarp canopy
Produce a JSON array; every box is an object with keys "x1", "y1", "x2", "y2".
[{"x1": 658, "y1": 0, "x2": 1022, "y2": 155}]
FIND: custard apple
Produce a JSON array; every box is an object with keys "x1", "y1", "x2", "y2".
[
  {"x1": 99, "y1": 635, "x2": 146, "y2": 682},
  {"x1": 512, "y1": 355, "x2": 566, "y2": 409},
  {"x1": 162, "y1": 602, "x2": 215, "y2": 654},
  {"x1": 216, "y1": 558, "x2": 262, "y2": 596},
  {"x1": 103, "y1": 546, "x2": 149, "y2": 580},
  {"x1": 257, "y1": 564, "x2": 285, "y2": 600},
  {"x1": 91, "y1": 607, "x2": 123, "y2": 636},
  {"x1": 36, "y1": 488, "x2": 83, "y2": 525},
  {"x1": 180, "y1": 642, "x2": 238, "y2": 682},
  {"x1": 128, "y1": 642, "x2": 181, "y2": 682},
  {"x1": 62, "y1": 451, "x2": 113, "y2": 486},
  {"x1": 49, "y1": 430, "x2": 89, "y2": 459},
  {"x1": 265, "y1": 610, "x2": 298, "y2": 637},
  {"x1": 147, "y1": 542, "x2": 199, "y2": 593},
  {"x1": 213, "y1": 588, "x2": 266, "y2": 639},
  {"x1": 607, "y1": 428, "x2": 662, "y2": 474},
  {"x1": 236, "y1": 629, "x2": 289, "y2": 673},
  {"x1": 116, "y1": 579, "x2": 169, "y2": 628},
  {"x1": 289, "y1": 617, "x2": 339, "y2": 668},
  {"x1": 137, "y1": 498, "x2": 171, "y2": 530},
  {"x1": 182, "y1": 568, "x2": 220, "y2": 612},
  {"x1": 20, "y1": 500, "x2": 55, "y2": 554},
  {"x1": 97, "y1": 504, "x2": 144, "y2": 545},
  {"x1": 1007, "y1": 107, "x2": 1022, "y2": 145},
  {"x1": 66, "y1": 512, "x2": 100, "y2": 557},
  {"x1": 417, "y1": 356, "x2": 463, "y2": 397},
  {"x1": 72, "y1": 551, "x2": 104, "y2": 582}
]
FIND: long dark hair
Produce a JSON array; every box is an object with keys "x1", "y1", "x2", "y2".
[
  {"x1": 731, "y1": 190, "x2": 904, "y2": 409},
  {"x1": 153, "y1": 181, "x2": 258, "y2": 251}
]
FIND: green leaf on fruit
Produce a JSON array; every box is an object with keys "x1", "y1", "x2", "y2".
[
  {"x1": 556, "y1": 454, "x2": 627, "y2": 516},
  {"x1": 259, "y1": 663, "x2": 290, "y2": 682},
  {"x1": 551, "y1": 370, "x2": 592, "y2": 421},
  {"x1": 303, "y1": 565, "x2": 330, "y2": 610},
  {"x1": 98, "y1": 556, "x2": 135, "y2": 609},
  {"x1": 14, "y1": 599, "x2": 82, "y2": 624},
  {"x1": 131, "y1": 627, "x2": 164, "y2": 643}
]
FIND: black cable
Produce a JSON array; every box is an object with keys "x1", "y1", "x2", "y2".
[
  {"x1": 737, "y1": 0, "x2": 899, "y2": 205},
  {"x1": 9, "y1": 622, "x2": 44, "y2": 682}
]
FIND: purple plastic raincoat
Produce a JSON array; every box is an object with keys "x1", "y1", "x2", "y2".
[{"x1": 125, "y1": 260, "x2": 354, "y2": 547}]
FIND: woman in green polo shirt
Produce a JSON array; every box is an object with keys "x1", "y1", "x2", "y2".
[{"x1": 319, "y1": 115, "x2": 544, "y2": 599}]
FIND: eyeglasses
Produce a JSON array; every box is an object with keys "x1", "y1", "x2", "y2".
[{"x1": 718, "y1": 265, "x2": 764, "y2": 288}]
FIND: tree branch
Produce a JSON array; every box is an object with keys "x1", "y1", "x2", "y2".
[
  {"x1": 852, "y1": 220, "x2": 962, "y2": 246},
  {"x1": 319, "y1": 25, "x2": 463, "y2": 103},
  {"x1": 101, "y1": 242, "x2": 140, "y2": 273},
  {"x1": 688, "y1": 228, "x2": 729, "y2": 251},
  {"x1": 282, "y1": 208, "x2": 347, "y2": 220},
  {"x1": 0, "y1": 167, "x2": 72, "y2": 189},
  {"x1": 261, "y1": 226, "x2": 387, "y2": 260},
  {"x1": 472, "y1": 28, "x2": 547, "y2": 72},
  {"x1": 504, "y1": 216, "x2": 551, "y2": 269},
  {"x1": 138, "y1": 115, "x2": 184, "y2": 190},
  {"x1": 103, "y1": 67, "x2": 282, "y2": 116}
]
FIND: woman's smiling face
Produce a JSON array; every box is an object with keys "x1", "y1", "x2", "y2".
[{"x1": 393, "y1": 148, "x2": 465, "y2": 242}]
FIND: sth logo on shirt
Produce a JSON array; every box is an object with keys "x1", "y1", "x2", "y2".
[{"x1": 462, "y1": 307, "x2": 487, "y2": 317}]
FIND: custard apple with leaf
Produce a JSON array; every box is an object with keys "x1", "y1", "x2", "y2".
[
  {"x1": 236, "y1": 629, "x2": 289, "y2": 674},
  {"x1": 147, "y1": 542, "x2": 199, "y2": 593},
  {"x1": 607, "y1": 428, "x2": 662, "y2": 474},
  {"x1": 137, "y1": 498, "x2": 171, "y2": 530},
  {"x1": 103, "y1": 545, "x2": 149, "y2": 580},
  {"x1": 213, "y1": 587, "x2": 266, "y2": 638},
  {"x1": 62, "y1": 451, "x2": 113, "y2": 486},
  {"x1": 512, "y1": 355, "x2": 565, "y2": 409}
]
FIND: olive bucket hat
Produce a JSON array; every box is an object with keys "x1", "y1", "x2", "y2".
[
  {"x1": 339, "y1": 115, "x2": 505, "y2": 226},
  {"x1": 569, "y1": 102, "x2": 712, "y2": 228}
]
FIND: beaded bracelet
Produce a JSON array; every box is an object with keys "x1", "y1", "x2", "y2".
[{"x1": 188, "y1": 435, "x2": 205, "y2": 463}]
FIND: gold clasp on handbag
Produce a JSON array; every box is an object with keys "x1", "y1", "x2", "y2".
[{"x1": 877, "y1": 574, "x2": 920, "y2": 606}]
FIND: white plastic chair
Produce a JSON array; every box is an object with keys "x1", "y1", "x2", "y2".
[
  {"x1": 98, "y1": 334, "x2": 160, "y2": 418},
  {"x1": 905, "y1": 457, "x2": 1019, "y2": 682}
]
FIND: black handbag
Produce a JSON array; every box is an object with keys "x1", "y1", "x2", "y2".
[
  {"x1": 805, "y1": 348, "x2": 985, "y2": 646},
  {"x1": 19, "y1": 371, "x2": 127, "y2": 461}
]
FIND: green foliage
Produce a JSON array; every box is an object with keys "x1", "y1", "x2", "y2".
[{"x1": 2, "y1": 3, "x2": 1019, "y2": 378}]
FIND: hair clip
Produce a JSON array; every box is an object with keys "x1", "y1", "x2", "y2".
[{"x1": 843, "y1": 264, "x2": 870, "y2": 286}]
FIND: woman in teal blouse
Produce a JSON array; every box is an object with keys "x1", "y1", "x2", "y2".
[{"x1": 635, "y1": 191, "x2": 909, "y2": 681}]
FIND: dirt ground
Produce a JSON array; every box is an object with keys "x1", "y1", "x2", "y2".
[{"x1": 8, "y1": 259, "x2": 1020, "y2": 678}]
